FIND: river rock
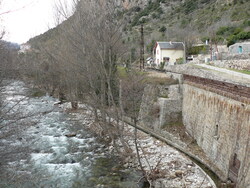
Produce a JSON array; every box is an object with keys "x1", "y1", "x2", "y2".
[
  {"x1": 65, "y1": 133, "x2": 77, "y2": 137},
  {"x1": 175, "y1": 170, "x2": 183, "y2": 177},
  {"x1": 168, "y1": 173, "x2": 176, "y2": 179}
]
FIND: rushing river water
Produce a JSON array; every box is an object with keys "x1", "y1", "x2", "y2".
[{"x1": 0, "y1": 81, "x2": 141, "y2": 188}]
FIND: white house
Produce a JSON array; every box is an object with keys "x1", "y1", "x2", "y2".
[{"x1": 153, "y1": 41, "x2": 185, "y2": 66}]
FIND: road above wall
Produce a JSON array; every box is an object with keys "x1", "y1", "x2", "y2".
[
  {"x1": 164, "y1": 64, "x2": 250, "y2": 87},
  {"x1": 195, "y1": 64, "x2": 250, "y2": 81}
]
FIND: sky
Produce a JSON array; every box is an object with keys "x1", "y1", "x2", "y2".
[{"x1": 0, "y1": 0, "x2": 73, "y2": 44}]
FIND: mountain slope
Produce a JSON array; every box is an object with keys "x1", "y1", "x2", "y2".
[
  {"x1": 27, "y1": 0, "x2": 250, "y2": 57},
  {"x1": 115, "y1": 0, "x2": 247, "y2": 54}
]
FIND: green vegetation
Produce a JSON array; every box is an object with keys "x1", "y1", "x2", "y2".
[
  {"x1": 146, "y1": 39, "x2": 156, "y2": 53},
  {"x1": 214, "y1": 25, "x2": 250, "y2": 46},
  {"x1": 131, "y1": 0, "x2": 165, "y2": 26},
  {"x1": 121, "y1": 0, "x2": 250, "y2": 64},
  {"x1": 159, "y1": 62, "x2": 165, "y2": 70},
  {"x1": 183, "y1": 0, "x2": 198, "y2": 14},
  {"x1": 228, "y1": 69, "x2": 250, "y2": 75},
  {"x1": 159, "y1": 26, "x2": 166, "y2": 33},
  {"x1": 231, "y1": 8, "x2": 250, "y2": 21},
  {"x1": 243, "y1": 19, "x2": 250, "y2": 27},
  {"x1": 226, "y1": 31, "x2": 250, "y2": 46},
  {"x1": 117, "y1": 66, "x2": 127, "y2": 78},
  {"x1": 188, "y1": 45, "x2": 208, "y2": 55},
  {"x1": 29, "y1": 88, "x2": 46, "y2": 98},
  {"x1": 216, "y1": 26, "x2": 242, "y2": 36},
  {"x1": 176, "y1": 58, "x2": 184, "y2": 64},
  {"x1": 117, "y1": 66, "x2": 147, "y2": 79},
  {"x1": 159, "y1": 94, "x2": 168, "y2": 98}
]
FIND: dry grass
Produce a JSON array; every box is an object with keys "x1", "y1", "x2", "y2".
[{"x1": 144, "y1": 76, "x2": 179, "y2": 85}]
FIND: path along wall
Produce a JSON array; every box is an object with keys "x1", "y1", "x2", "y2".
[{"x1": 182, "y1": 75, "x2": 250, "y2": 187}]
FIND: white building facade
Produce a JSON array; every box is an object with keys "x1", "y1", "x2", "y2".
[{"x1": 153, "y1": 42, "x2": 185, "y2": 66}]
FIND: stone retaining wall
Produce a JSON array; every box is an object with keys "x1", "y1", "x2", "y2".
[
  {"x1": 139, "y1": 84, "x2": 182, "y2": 130},
  {"x1": 212, "y1": 59, "x2": 250, "y2": 71},
  {"x1": 183, "y1": 74, "x2": 250, "y2": 104},
  {"x1": 182, "y1": 76, "x2": 250, "y2": 187}
]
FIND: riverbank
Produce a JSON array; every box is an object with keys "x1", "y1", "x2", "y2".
[
  {"x1": 61, "y1": 103, "x2": 216, "y2": 188},
  {"x1": 0, "y1": 81, "x2": 143, "y2": 188}
]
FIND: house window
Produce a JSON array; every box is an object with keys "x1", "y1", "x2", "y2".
[
  {"x1": 238, "y1": 46, "x2": 243, "y2": 54},
  {"x1": 157, "y1": 50, "x2": 159, "y2": 55},
  {"x1": 163, "y1": 57, "x2": 170, "y2": 63}
]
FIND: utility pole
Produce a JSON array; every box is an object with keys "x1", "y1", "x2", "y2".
[
  {"x1": 183, "y1": 42, "x2": 186, "y2": 64},
  {"x1": 210, "y1": 39, "x2": 213, "y2": 61},
  {"x1": 140, "y1": 24, "x2": 144, "y2": 70}
]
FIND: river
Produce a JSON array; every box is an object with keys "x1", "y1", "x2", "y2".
[{"x1": 0, "y1": 81, "x2": 142, "y2": 188}]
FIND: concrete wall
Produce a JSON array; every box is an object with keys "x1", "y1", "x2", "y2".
[{"x1": 182, "y1": 80, "x2": 250, "y2": 187}]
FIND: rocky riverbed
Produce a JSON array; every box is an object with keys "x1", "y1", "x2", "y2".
[{"x1": 62, "y1": 104, "x2": 216, "y2": 188}]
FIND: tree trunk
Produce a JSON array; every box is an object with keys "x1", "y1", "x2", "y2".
[{"x1": 133, "y1": 118, "x2": 144, "y2": 172}]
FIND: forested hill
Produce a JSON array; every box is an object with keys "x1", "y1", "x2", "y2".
[{"x1": 27, "y1": 0, "x2": 250, "y2": 55}]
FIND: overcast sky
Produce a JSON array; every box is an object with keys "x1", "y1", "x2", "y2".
[{"x1": 0, "y1": 0, "x2": 73, "y2": 44}]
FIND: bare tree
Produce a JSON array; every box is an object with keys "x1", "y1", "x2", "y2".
[{"x1": 20, "y1": 0, "x2": 130, "y2": 153}]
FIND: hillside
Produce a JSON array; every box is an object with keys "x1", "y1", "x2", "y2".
[
  {"x1": 120, "y1": 0, "x2": 250, "y2": 54},
  {"x1": 27, "y1": 0, "x2": 250, "y2": 58}
]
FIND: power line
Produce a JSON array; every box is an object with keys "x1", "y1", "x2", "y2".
[{"x1": 0, "y1": 0, "x2": 38, "y2": 16}]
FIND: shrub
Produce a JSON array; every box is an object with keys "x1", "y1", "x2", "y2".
[
  {"x1": 146, "y1": 39, "x2": 156, "y2": 53},
  {"x1": 233, "y1": 27, "x2": 244, "y2": 35},
  {"x1": 231, "y1": 10, "x2": 249, "y2": 21},
  {"x1": 159, "y1": 62, "x2": 165, "y2": 70},
  {"x1": 243, "y1": 19, "x2": 250, "y2": 27},
  {"x1": 188, "y1": 45, "x2": 208, "y2": 55},
  {"x1": 216, "y1": 26, "x2": 236, "y2": 36},
  {"x1": 140, "y1": 18, "x2": 148, "y2": 24},
  {"x1": 180, "y1": 19, "x2": 188, "y2": 28},
  {"x1": 132, "y1": 6, "x2": 141, "y2": 12},
  {"x1": 152, "y1": 13, "x2": 161, "y2": 19},
  {"x1": 237, "y1": 31, "x2": 250, "y2": 40},
  {"x1": 227, "y1": 35, "x2": 237, "y2": 47},
  {"x1": 201, "y1": 36, "x2": 210, "y2": 43},
  {"x1": 183, "y1": 0, "x2": 198, "y2": 14},
  {"x1": 176, "y1": 58, "x2": 184, "y2": 64},
  {"x1": 159, "y1": 26, "x2": 166, "y2": 32},
  {"x1": 157, "y1": 7, "x2": 164, "y2": 14},
  {"x1": 227, "y1": 31, "x2": 250, "y2": 46}
]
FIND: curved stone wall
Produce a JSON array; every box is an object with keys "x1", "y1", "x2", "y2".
[{"x1": 182, "y1": 76, "x2": 250, "y2": 187}]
